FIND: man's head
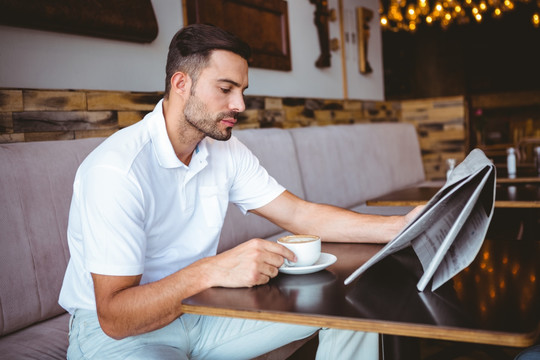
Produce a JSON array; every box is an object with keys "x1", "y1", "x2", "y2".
[{"x1": 164, "y1": 24, "x2": 251, "y2": 99}]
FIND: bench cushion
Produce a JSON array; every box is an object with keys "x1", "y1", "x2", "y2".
[{"x1": 0, "y1": 314, "x2": 69, "y2": 360}]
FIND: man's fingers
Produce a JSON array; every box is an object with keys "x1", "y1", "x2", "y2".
[{"x1": 255, "y1": 238, "x2": 297, "y2": 265}]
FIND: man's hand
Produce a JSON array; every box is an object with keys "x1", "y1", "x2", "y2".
[
  {"x1": 403, "y1": 205, "x2": 425, "y2": 226},
  {"x1": 206, "y1": 239, "x2": 296, "y2": 288}
]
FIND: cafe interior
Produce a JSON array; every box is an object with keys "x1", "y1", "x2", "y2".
[{"x1": 0, "y1": 0, "x2": 539, "y2": 359}]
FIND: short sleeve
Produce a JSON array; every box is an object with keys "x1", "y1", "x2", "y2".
[
  {"x1": 227, "y1": 138, "x2": 285, "y2": 214},
  {"x1": 76, "y1": 166, "x2": 146, "y2": 276}
]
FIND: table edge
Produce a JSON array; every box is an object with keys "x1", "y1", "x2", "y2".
[
  {"x1": 180, "y1": 304, "x2": 540, "y2": 348},
  {"x1": 366, "y1": 200, "x2": 540, "y2": 208}
]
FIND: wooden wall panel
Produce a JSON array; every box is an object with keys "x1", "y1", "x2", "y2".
[
  {"x1": 0, "y1": 0, "x2": 158, "y2": 43},
  {"x1": 185, "y1": 0, "x2": 292, "y2": 71}
]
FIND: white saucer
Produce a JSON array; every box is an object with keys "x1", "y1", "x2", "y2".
[{"x1": 279, "y1": 253, "x2": 337, "y2": 275}]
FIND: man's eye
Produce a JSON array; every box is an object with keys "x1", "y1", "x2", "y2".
[{"x1": 220, "y1": 88, "x2": 231, "y2": 94}]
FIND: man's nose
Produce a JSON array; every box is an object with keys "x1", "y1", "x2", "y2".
[{"x1": 229, "y1": 94, "x2": 245, "y2": 113}]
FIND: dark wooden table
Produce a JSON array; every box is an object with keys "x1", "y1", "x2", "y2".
[
  {"x1": 182, "y1": 238, "x2": 540, "y2": 348},
  {"x1": 366, "y1": 182, "x2": 540, "y2": 208},
  {"x1": 497, "y1": 177, "x2": 540, "y2": 184},
  {"x1": 496, "y1": 164, "x2": 540, "y2": 180}
]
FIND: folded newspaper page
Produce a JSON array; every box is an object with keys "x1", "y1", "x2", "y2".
[{"x1": 344, "y1": 149, "x2": 496, "y2": 291}]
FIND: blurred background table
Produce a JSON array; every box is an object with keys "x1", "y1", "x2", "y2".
[{"x1": 366, "y1": 182, "x2": 540, "y2": 209}]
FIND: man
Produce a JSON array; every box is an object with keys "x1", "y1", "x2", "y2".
[{"x1": 59, "y1": 24, "x2": 420, "y2": 359}]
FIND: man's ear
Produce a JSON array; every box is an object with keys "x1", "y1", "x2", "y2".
[{"x1": 170, "y1": 71, "x2": 192, "y2": 98}]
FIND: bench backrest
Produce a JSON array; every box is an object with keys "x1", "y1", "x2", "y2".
[{"x1": 0, "y1": 138, "x2": 104, "y2": 336}]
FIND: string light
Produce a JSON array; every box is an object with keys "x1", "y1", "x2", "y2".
[{"x1": 379, "y1": 0, "x2": 540, "y2": 31}]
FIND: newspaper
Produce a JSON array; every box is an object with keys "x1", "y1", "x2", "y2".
[{"x1": 344, "y1": 149, "x2": 496, "y2": 291}]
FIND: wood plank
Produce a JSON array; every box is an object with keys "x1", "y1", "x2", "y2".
[
  {"x1": 343, "y1": 100, "x2": 363, "y2": 111},
  {"x1": 75, "y1": 129, "x2": 116, "y2": 139},
  {"x1": 236, "y1": 122, "x2": 261, "y2": 130},
  {"x1": 24, "y1": 131, "x2": 75, "y2": 142},
  {"x1": 0, "y1": 112, "x2": 13, "y2": 133},
  {"x1": 313, "y1": 110, "x2": 333, "y2": 122},
  {"x1": 419, "y1": 129, "x2": 465, "y2": 142},
  {"x1": 0, "y1": 133, "x2": 25, "y2": 143},
  {"x1": 237, "y1": 109, "x2": 260, "y2": 125},
  {"x1": 23, "y1": 90, "x2": 86, "y2": 111},
  {"x1": 363, "y1": 101, "x2": 400, "y2": 121},
  {"x1": 87, "y1": 91, "x2": 162, "y2": 111},
  {"x1": 0, "y1": 89, "x2": 23, "y2": 111},
  {"x1": 260, "y1": 109, "x2": 285, "y2": 125},
  {"x1": 400, "y1": 96, "x2": 464, "y2": 111},
  {"x1": 402, "y1": 108, "x2": 464, "y2": 123},
  {"x1": 419, "y1": 141, "x2": 465, "y2": 154},
  {"x1": 264, "y1": 97, "x2": 283, "y2": 110},
  {"x1": 13, "y1": 111, "x2": 117, "y2": 132},
  {"x1": 470, "y1": 91, "x2": 540, "y2": 109},
  {"x1": 333, "y1": 110, "x2": 363, "y2": 122},
  {"x1": 117, "y1": 111, "x2": 147, "y2": 128}
]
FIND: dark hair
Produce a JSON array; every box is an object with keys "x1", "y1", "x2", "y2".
[{"x1": 164, "y1": 24, "x2": 252, "y2": 98}]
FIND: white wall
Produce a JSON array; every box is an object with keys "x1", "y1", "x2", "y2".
[
  {"x1": 0, "y1": 0, "x2": 383, "y2": 100},
  {"x1": 0, "y1": 0, "x2": 180, "y2": 93}
]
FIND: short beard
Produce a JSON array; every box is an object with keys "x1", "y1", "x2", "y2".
[{"x1": 183, "y1": 95, "x2": 236, "y2": 141}]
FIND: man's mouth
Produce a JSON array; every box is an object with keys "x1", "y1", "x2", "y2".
[
  {"x1": 221, "y1": 118, "x2": 236, "y2": 127},
  {"x1": 219, "y1": 112, "x2": 238, "y2": 127}
]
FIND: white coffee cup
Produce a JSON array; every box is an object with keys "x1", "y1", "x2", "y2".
[{"x1": 278, "y1": 235, "x2": 321, "y2": 267}]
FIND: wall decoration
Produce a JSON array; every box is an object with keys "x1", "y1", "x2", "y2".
[
  {"x1": 357, "y1": 6, "x2": 373, "y2": 74},
  {"x1": 310, "y1": 0, "x2": 333, "y2": 68},
  {"x1": 0, "y1": 0, "x2": 158, "y2": 43},
  {"x1": 184, "y1": 0, "x2": 292, "y2": 71}
]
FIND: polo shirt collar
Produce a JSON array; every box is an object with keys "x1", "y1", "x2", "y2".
[{"x1": 149, "y1": 99, "x2": 209, "y2": 170}]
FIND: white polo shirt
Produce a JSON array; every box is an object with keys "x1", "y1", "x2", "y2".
[{"x1": 59, "y1": 100, "x2": 285, "y2": 314}]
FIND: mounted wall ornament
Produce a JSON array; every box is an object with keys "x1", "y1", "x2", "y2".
[
  {"x1": 310, "y1": 0, "x2": 339, "y2": 68},
  {"x1": 357, "y1": 7, "x2": 373, "y2": 74},
  {"x1": 184, "y1": 0, "x2": 292, "y2": 71},
  {"x1": 0, "y1": 0, "x2": 158, "y2": 43}
]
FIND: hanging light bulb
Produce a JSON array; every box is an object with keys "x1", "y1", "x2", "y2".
[
  {"x1": 504, "y1": 0, "x2": 515, "y2": 9},
  {"x1": 418, "y1": 0, "x2": 430, "y2": 14},
  {"x1": 407, "y1": 4, "x2": 417, "y2": 19},
  {"x1": 533, "y1": 12, "x2": 540, "y2": 26}
]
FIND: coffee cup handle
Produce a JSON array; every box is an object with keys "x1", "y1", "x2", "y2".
[{"x1": 283, "y1": 258, "x2": 295, "y2": 267}]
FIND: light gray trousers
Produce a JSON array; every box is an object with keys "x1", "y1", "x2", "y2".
[{"x1": 68, "y1": 309, "x2": 378, "y2": 359}]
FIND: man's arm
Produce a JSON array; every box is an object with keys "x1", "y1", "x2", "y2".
[
  {"x1": 92, "y1": 238, "x2": 296, "y2": 340},
  {"x1": 251, "y1": 190, "x2": 421, "y2": 244}
]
